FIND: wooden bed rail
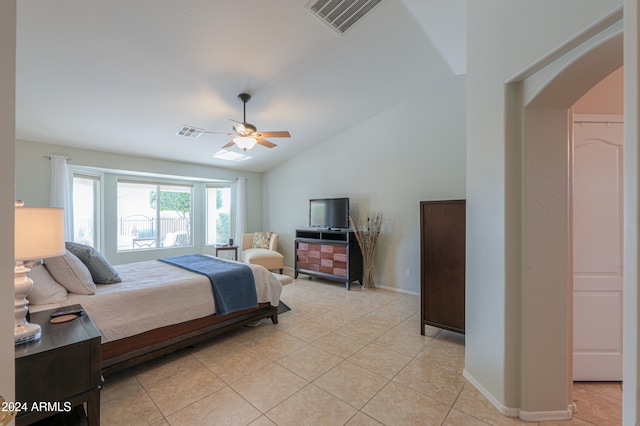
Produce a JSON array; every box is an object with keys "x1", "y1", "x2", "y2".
[{"x1": 101, "y1": 303, "x2": 278, "y2": 375}]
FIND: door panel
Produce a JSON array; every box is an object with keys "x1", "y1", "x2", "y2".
[{"x1": 573, "y1": 116, "x2": 623, "y2": 381}]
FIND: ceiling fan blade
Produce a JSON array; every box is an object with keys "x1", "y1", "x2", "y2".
[
  {"x1": 221, "y1": 140, "x2": 236, "y2": 148},
  {"x1": 201, "y1": 131, "x2": 236, "y2": 136},
  {"x1": 255, "y1": 131, "x2": 291, "y2": 138},
  {"x1": 256, "y1": 138, "x2": 277, "y2": 148}
]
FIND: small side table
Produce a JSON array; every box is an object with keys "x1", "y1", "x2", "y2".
[
  {"x1": 214, "y1": 244, "x2": 239, "y2": 260},
  {"x1": 14, "y1": 306, "x2": 102, "y2": 425}
]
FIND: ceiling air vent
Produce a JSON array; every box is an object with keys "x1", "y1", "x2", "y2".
[
  {"x1": 176, "y1": 126, "x2": 204, "y2": 139},
  {"x1": 305, "y1": 0, "x2": 382, "y2": 34}
]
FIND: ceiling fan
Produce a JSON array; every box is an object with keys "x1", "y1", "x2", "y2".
[{"x1": 180, "y1": 93, "x2": 291, "y2": 152}]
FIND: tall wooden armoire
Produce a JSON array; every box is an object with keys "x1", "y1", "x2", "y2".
[{"x1": 420, "y1": 199, "x2": 465, "y2": 335}]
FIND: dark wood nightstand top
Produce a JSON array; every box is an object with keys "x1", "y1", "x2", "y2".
[{"x1": 15, "y1": 308, "x2": 101, "y2": 358}]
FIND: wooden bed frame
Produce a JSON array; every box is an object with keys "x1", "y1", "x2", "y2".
[{"x1": 101, "y1": 302, "x2": 278, "y2": 375}]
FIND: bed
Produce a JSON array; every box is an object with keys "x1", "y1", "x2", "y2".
[{"x1": 28, "y1": 251, "x2": 283, "y2": 375}]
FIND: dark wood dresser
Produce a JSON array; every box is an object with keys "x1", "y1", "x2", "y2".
[
  {"x1": 420, "y1": 200, "x2": 466, "y2": 335},
  {"x1": 15, "y1": 306, "x2": 102, "y2": 425},
  {"x1": 294, "y1": 229, "x2": 363, "y2": 290}
]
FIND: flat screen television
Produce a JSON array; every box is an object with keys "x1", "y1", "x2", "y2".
[{"x1": 309, "y1": 197, "x2": 350, "y2": 230}]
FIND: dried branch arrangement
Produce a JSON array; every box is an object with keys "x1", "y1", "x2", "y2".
[{"x1": 349, "y1": 211, "x2": 384, "y2": 289}]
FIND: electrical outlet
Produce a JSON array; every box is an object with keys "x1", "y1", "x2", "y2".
[{"x1": 405, "y1": 269, "x2": 411, "y2": 277}]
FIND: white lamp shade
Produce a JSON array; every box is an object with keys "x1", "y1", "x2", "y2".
[
  {"x1": 233, "y1": 136, "x2": 257, "y2": 151},
  {"x1": 15, "y1": 207, "x2": 66, "y2": 261}
]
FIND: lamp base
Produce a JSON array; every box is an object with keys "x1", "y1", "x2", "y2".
[
  {"x1": 14, "y1": 320, "x2": 41, "y2": 344},
  {"x1": 14, "y1": 261, "x2": 42, "y2": 345}
]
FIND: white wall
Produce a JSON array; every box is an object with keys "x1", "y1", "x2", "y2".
[
  {"x1": 15, "y1": 139, "x2": 264, "y2": 264},
  {"x1": 623, "y1": 0, "x2": 640, "y2": 422},
  {"x1": 466, "y1": 0, "x2": 622, "y2": 416},
  {"x1": 264, "y1": 74, "x2": 466, "y2": 294},
  {"x1": 0, "y1": 0, "x2": 16, "y2": 408}
]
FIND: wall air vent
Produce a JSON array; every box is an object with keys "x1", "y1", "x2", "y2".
[
  {"x1": 305, "y1": 0, "x2": 382, "y2": 34},
  {"x1": 176, "y1": 126, "x2": 204, "y2": 139}
]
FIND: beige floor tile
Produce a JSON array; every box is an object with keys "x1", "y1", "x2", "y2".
[
  {"x1": 282, "y1": 317, "x2": 335, "y2": 342},
  {"x1": 150, "y1": 419, "x2": 170, "y2": 426},
  {"x1": 266, "y1": 384, "x2": 357, "y2": 426},
  {"x1": 249, "y1": 415, "x2": 277, "y2": 425},
  {"x1": 166, "y1": 386, "x2": 262, "y2": 426},
  {"x1": 345, "y1": 412, "x2": 384, "y2": 425},
  {"x1": 573, "y1": 381, "x2": 622, "y2": 400},
  {"x1": 443, "y1": 408, "x2": 491, "y2": 425},
  {"x1": 142, "y1": 362, "x2": 226, "y2": 416},
  {"x1": 314, "y1": 360, "x2": 389, "y2": 409},
  {"x1": 242, "y1": 329, "x2": 307, "y2": 361},
  {"x1": 231, "y1": 362, "x2": 308, "y2": 412},
  {"x1": 338, "y1": 300, "x2": 379, "y2": 319},
  {"x1": 233, "y1": 321, "x2": 282, "y2": 346},
  {"x1": 539, "y1": 417, "x2": 598, "y2": 425},
  {"x1": 362, "y1": 381, "x2": 450, "y2": 426},
  {"x1": 572, "y1": 385, "x2": 622, "y2": 425},
  {"x1": 192, "y1": 341, "x2": 272, "y2": 384},
  {"x1": 312, "y1": 330, "x2": 370, "y2": 359},
  {"x1": 375, "y1": 326, "x2": 433, "y2": 357},
  {"x1": 388, "y1": 293, "x2": 421, "y2": 310},
  {"x1": 311, "y1": 309, "x2": 357, "y2": 329},
  {"x1": 348, "y1": 343, "x2": 412, "y2": 379},
  {"x1": 340, "y1": 318, "x2": 391, "y2": 341},
  {"x1": 277, "y1": 344, "x2": 342, "y2": 381},
  {"x1": 191, "y1": 335, "x2": 248, "y2": 359},
  {"x1": 453, "y1": 383, "x2": 531, "y2": 425},
  {"x1": 360, "y1": 308, "x2": 413, "y2": 328},
  {"x1": 102, "y1": 371, "x2": 164, "y2": 426},
  {"x1": 393, "y1": 358, "x2": 465, "y2": 406},
  {"x1": 132, "y1": 351, "x2": 201, "y2": 388},
  {"x1": 273, "y1": 311, "x2": 307, "y2": 330},
  {"x1": 416, "y1": 337, "x2": 465, "y2": 373},
  {"x1": 285, "y1": 300, "x2": 335, "y2": 319}
]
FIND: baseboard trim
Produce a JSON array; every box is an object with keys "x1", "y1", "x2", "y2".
[
  {"x1": 463, "y1": 370, "x2": 574, "y2": 422},
  {"x1": 519, "y1": 408, "x2": 572, "y2": 422},
  {"x1": 462, "y1": 370, "x2": 519, "y2": 417},
  {"x1": 375, "y1": 284, "x2": 419, "y2": 296}
]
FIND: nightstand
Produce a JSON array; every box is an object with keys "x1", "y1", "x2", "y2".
[
  {"x1": 214, "y1": 244, "x2": 239, "y2": 260},
  {"x1": 14, "y1": 306, "x2": 102, "y2": 425}
]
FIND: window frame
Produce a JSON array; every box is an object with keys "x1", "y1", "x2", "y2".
[
  {"x1": 116, "y1": 178, "x2": 195, "y2": 252},
  {"x1": 205, "y1": 183, "x2": 232, "y2": 246},
  {"x1": 72, "y1": 171, "x2": 102, "y2": 249}
]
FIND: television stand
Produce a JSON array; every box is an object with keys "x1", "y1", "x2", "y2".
[{"x1": 294, "y1": 229, "x2": 363, "y2": 290}]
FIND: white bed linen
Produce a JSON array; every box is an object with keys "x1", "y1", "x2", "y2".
[{"x1": 30, "y1": 257, "x2": 283, "y2": 343}]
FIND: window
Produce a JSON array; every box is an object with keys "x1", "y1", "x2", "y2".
[
  {"x1": 117, "y1": 180, "x2": 193, "y2": 251},
  {"x1": 72, "y1": 173, "x2": 100, "y2": 247},
  {"x1": 206, "y1": 186, "x2": 231, "y2": 245}
]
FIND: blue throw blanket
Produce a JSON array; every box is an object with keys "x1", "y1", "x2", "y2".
[{"x1": 159, "y1": 254, "x2": 258, "y2": 316}]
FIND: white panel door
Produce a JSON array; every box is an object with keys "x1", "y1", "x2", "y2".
[{"x1": 573, "y1": 115, "x2": 623, "y2": 381}]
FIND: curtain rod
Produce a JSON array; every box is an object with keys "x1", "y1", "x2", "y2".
[{"x1": 43, "y1": 155, "x2": 72, "y2": 160}]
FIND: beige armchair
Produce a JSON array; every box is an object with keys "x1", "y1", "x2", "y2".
[{"x1": 241, "y1": 232, "x2": 284, "y2": 274}]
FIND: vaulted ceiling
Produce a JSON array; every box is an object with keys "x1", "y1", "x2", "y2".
[{"x1": 16, "y1": 0, "x2": 465, "y2": 172}]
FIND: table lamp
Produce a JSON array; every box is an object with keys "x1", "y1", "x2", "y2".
[{"x1": 14, "y1": 204, "x2": 65, "y2": 344}]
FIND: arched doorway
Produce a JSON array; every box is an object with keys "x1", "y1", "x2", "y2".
[{"x1": 510, "y1": 21, "x2": 623, "y2": 420}]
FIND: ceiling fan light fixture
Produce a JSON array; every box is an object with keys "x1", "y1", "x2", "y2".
[
  {"x1": 234, "y1": 123, "x2": 246, "y2": 134},
  {"x1": 234, "y1": 122, "x2": 257, "y2": 135},
  {"x1": 233, "y1": 136, "x2": 257, "y2": 151}
]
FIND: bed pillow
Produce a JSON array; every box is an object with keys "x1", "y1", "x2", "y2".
[
  {"x1": 252, "y1": 232, "x2": 272, "y2": 249},
  {"x1": 26, "y1": 264, "x2": 68, "y2": 305},
  {"x1": 65, "y1": 241, "x2": 121, "y2": 284},
  {"x1": 44, "y1": 250, "x2": 96, "y2": 295}
]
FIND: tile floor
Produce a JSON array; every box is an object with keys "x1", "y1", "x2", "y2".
[{"x1": 101, "y1": 278, "x2": 622, "y2": 425}]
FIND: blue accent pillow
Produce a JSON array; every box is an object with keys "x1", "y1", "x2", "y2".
[{"x1": 65, "y1": 242, "x2": 121, "y2": 284}]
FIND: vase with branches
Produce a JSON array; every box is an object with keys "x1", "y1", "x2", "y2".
[{"x1": 349, "y1": 211, "x2": 383, "y2": 289}]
